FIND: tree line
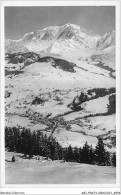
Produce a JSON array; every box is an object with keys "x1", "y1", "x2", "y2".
[{"x1": 5, "y1": 127, "x2": 116, "y2": 166}]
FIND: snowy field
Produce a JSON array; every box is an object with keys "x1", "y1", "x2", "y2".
[{"x1": 5, "y1": 152, "x2": 116, "y2": 184}]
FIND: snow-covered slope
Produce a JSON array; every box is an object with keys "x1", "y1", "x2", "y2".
[
  {"x1": 90, "y1": 45, "x2": 115, "y2": 71},
  {"x1": 5, "y1": 39, "x2": 29, "y2": 54},
  {"x1": 5, "y1": 53, "x2": 116, "y2": 151},
  {"x1": 6, "y1": 151, "x2": 116, "y2": 184}
]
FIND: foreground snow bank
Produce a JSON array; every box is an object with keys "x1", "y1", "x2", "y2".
[{"x1": 5, "y1": 152, "x2": 116, "y2": 184}]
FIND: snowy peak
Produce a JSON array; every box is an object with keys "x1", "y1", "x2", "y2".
[
  {"x1": 57, "y1": 23, "x2": 80, "y2": 39},
  {"x1": 22, "y1": 32, "x2": 34, "y2": 43},
  {"x1": 22, "y1": 23, "x2": 81, "y2": 43},
  {"x1": 97, "y1": 31, "x2": 115, "y2": 50},
  {"x1": 22, "y1": 26, "x2": 60, "y2": 43},
  {"x1": 62, "y1": 23, "x2": 80, "y2": 29},
  {"x1": 5, "y1": 23, "x2": 115, "y2": 53}
]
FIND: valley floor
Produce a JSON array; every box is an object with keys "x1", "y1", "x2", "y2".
[{"x1": 5, "y1": 152, "x2": 116, "y2": 184}]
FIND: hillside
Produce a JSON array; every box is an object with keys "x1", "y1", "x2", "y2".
[{"x1": 5, "y1": 53, "x2": 115, "y2": 152}]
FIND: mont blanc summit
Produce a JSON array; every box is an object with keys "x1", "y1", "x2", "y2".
[{"x1": 5, "y1": 23, "x2": 115, "y2": 54}]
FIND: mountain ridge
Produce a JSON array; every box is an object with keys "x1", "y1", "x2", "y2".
[{"x1": 5, "y1": 23, "x2": 115, "y2": 54}]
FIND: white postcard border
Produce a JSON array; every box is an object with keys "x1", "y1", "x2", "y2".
[{"x1": 0, "y1": 1, "x2": 121, "y2": 194}]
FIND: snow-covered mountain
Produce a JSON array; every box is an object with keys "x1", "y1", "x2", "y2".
[{"x1": 5, "y1": 23, "x2": 115, "y2": 54}]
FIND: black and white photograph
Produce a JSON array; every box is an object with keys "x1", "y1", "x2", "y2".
[{"x1": 0, "y1": 0, "x2": 121, "y2": 194}]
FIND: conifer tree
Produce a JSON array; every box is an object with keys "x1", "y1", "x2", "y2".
[
  {"x1": 63, "y1": 148, "x2": 68, "y2": 162},
  {"x1": 105, "y1": 151, "x2": 111, "y2": 166},
  {"x1": 67, "y1": 145, "x2": 73, "y2": 162},
  {"x1": 78, "y1": 147, "x2": 82, "y2": 163},
  {"x1": 95, "y1": 138, "x2": 107, "y2": 166},
  {"x1": 89, "y1": 145, "x2": 95, "y2": 164},
  {"x1": 111, "y1": 153, "x2": 116, "y2": 167},
  {"x1": 53, "y1": 143, "x2": 59, "y2": 160},
  {"x1": 8, "y1": 128, "x2": 15, "y2": 152},
  {"x1": 107, "y1": 94, "x2": 116, "y2": 114},
  {"x1": 36, "y1": 130, "x2": 42, "y2": 155},
  {"x1": 73, "y1": 147, "x2": 80, "y2": 162},
  {"x1": 81, "y1": 142, "x2": 90, "y2": 164}
]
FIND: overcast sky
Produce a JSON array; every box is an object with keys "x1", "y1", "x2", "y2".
[{"x1": 5, "y1": 6, "x2": 115, "y2": 39}]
